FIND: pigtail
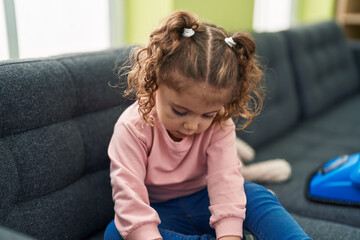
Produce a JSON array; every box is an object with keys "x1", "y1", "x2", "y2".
[
  {"x1": 123, "y1": 11, "x2": 200, "y2": 126},
  {"x1": 232, "y1": 32, "x2": 256, "y2": 62},
  {"x1": 228, "y1": 32, "x2": 264, "y2": 130},
  {"x1": 147, "y1": 11, "x2": 199, "y2": 65}
]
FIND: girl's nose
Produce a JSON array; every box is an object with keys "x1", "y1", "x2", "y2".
[{"x1": 184, "y1": 121, "x2": 198, "y2": 132}]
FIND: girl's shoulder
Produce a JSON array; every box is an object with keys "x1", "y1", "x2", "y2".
[
  {"x1": 117, "y1": 101, "x2": 143, "y2": 125},
  {"x1": 211, "y1": 118, "x2": 236, "y2": 134},
  {"x1": 204, "y1": 118, "x2": 236, "y2": 144},
  {"x1": 114, "y1": 102, "x2": 154, "y2": 146}
]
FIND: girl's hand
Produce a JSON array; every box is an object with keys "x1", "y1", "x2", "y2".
[{"x1": 218, "y1": 237, "x2": 241, "y2": 240}]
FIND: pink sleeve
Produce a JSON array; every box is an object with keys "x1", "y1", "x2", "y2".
[
  {"x1": 108, "y1": 120, "x2": 162, "y2": 240},
  {"x1": 206, "y1": 119, "x2": 246, "y2": 239}
]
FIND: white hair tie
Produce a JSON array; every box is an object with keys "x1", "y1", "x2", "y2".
[
  {"x1": 182, "y1": 28, "x2": 195, "y2": 37},
  {"x1": 225, "y1": 37, "x2": 236, "y2": 48}
]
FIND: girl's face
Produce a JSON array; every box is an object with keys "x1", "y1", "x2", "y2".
[{"x1": 155, "y1": 84, "x2": 230, "y2": 142}]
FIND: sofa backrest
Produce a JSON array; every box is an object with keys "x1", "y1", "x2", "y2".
[
  {"x1": 284, "y1": 21, "x2": 359, "y2": 119},
  {"x1": 236, "y1": 31, "x2": 300, "y2": 148},
  {"x1": 0, "y1": 47, "x2": 133, "y2": 239}
]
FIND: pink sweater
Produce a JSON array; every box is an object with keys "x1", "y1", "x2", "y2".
[{"x1": 109, "y1": 102, "x2": 246, "y2": 240}]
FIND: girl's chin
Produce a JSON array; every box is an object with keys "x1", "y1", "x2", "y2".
[
  {"x1": 167, "y1": 130, "x2": 189, "y2": 142},
  {"x1": 176, "y1": 131, "x2": 191, "y2": 138}
]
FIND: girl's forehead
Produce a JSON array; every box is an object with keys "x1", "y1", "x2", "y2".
[
  {"x1": 188, "y1": 83, "x2": 231, "y2": 102},
  {"x1": 162, "y1": 83, "x2": 232, "y2": 110},
  {"x1": 161, "y1": 70, "x2": 235, "y2": 93}
]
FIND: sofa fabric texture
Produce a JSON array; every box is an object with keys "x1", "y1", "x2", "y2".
[
  {"x1": 0, "y1": 48, "x2": 133, "y2": 239},
  {"x1": 0, "y1": 21, "x2": 359, "y2": 240},
  {"x1": 284, "y1": 21, "x2": 359, "y2": 119},
  {"x1": 238, "y1": 21, "x2": 360, "y2": 239},
  {"x1": 237, "y1": 31, "x2": 300, "y2": 148}
]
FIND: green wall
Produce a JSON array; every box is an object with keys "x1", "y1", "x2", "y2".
[
  {"x1": 173, "y1": 0, "x2": 254, "y2": 32},
  {"x1": 125, "y1": 0, "x2": 173, "y2": 45},
  {"x1": 297, "y1": 0, "x2": 336, "y2": 24},
  {"x1": 125, "y1": 0, "x2": 254, "y2": 45},
  {"x1": 124, "y1": 0, "x2": 337, "y2": 45}
]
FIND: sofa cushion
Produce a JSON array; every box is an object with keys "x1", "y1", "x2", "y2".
[
  {"x1": 284, "y1": 21, "x2": 359, "y2": 119},
  {"x1": 0, "y1": 226, "x2": 36, "y2": 240},
  {"x1": 256, "y1": 94, "x2": 360, "y2": 230},
  {"x1": 292, "y1": 213, "x2": 360, "y2": 240},
  {"x1": 0, "y1": 60, "x2": 76, "y2": 138},
  {"x1": 349, "y1": 41, "x2": 360, "y2": 81},
  {"x1": 0, "y1": 47, "x2": 133, "y2": 239},
  {"x1": 236, "y1": 32, "x2": 300, "y2": 148}
]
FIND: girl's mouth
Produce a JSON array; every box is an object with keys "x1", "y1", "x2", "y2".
[{"x1": 176, "y1": 131, "x2": 191, "y2": 138}]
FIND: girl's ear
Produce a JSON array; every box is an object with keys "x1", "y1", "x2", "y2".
[{"x1": 152, "y1": 86, "x2": 159, "y2": 104}]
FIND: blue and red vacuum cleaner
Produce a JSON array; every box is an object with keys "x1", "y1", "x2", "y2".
[{"x1": 307, "y1": 152, "x2": 360, "y2": 206}]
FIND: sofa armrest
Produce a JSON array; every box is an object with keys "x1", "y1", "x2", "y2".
[{"x1": 348, "y1": 41, "x2": 360, "y2": 84}]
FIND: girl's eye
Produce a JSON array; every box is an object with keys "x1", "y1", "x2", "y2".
[
  {"x1": 202, "y1": 114, "x2": 216, "y2": 119},
  {"x1": 172, "y1": 108, "x2": 187, "y2": 117}
]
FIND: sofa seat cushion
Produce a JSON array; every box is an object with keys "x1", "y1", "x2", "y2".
[
  {"x1": 255, "y1": 94, "x2": 360, "y2": 229},
  {"x1": 292, "y1": 213, "x2": 360, "y2": 240},
  {"x1": 284, "y1": 21, "x2": 359, "y2": 119},
  {"x1": 0, "y1": 226, "x2": 36, "y2": 240}
]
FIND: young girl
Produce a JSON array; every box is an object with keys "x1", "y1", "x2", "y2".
[{"x1": 105, "y1": 11, "x2": 311, "y2": 240}]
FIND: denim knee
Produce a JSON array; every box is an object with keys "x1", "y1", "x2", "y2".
[
  {"x1": 244, "y1": 182, "x2": 278, "y2": 203},
  {"x1": 243, "y1": 182, "x2": 283, "y2": 226},
  {"x1": 243, "y1": 182, "x2": 311, "y2": 240}
]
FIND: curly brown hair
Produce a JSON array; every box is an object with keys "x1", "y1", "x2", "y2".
[{"x1": 119, "y1": 10, "x2": 264, "y2": 130}]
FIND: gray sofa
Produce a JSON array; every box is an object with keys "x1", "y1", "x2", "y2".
[
  {"x1": 238, "y1": 21, "x2": 360, "y2": 239},
  {"x1": 0, "y1": 21, "x2": 359, "y2": 240}
]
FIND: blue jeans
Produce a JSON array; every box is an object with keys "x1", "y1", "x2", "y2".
[{"x1": 104, "y1": 182, "x2": 311, "y2": 240}]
